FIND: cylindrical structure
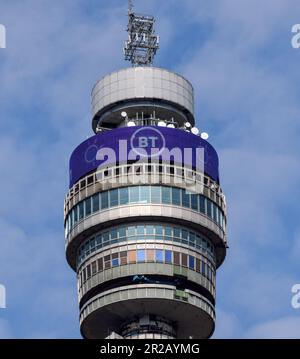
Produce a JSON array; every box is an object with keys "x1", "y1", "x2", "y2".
[
  {"x1": 91, "y1": 67, "x2": 195, "y2": 132},
  {"x1": 64, "y1": 67, "x2": 227, "y2": 339}
]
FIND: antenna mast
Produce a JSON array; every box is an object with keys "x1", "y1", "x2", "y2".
[
  {"x1": 124, "y1": 0, "x2": 159, "y2": 67},
  {"x1": 128, "y1": 0, "x2": 134, "y2": 14}
]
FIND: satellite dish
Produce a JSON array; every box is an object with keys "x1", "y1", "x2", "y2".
[
  {"x1": 201, "y1": 132, "x2": 209, "y2": 140},
  {"x1": 121, "y1": 111, "x2": 128, "y2": 118},
  {"x1": 185, "y1": 122, "x2": 192, "y2": 128},
  {"x1": 127, "y1": 121, "x2": 136, "y2": 127},
  {"x1": 158, "y1": 121, "x2": 166, "y2": 127},
  {"x1": 191, "y1": 127, "x2": 199, "y2": 135}
]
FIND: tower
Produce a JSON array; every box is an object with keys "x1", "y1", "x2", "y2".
[{"x1": 64, "y1": 2, "x2": 227, "y2": 339}]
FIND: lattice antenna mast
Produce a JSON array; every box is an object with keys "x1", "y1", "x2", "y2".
[
  {"x1": 124, "y1": 0, "x2": 160, "y2": 66},
  {"x1": 128, "y1": 0, "x2": 134, "y2": 14}
]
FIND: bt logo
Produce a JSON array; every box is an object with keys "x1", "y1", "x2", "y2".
[
  {"x1": 291, "y1": 24, "x2": 300, "y2": 49},
  {"x1": 0, "y1": 24, "x2": 6, "y2": 49},
  {"x1": 130, "y1": 127, "x2": 166, "y2": 158},
  {"x1": 138, "y1": 136, "x2": 159, "y2": 148}
]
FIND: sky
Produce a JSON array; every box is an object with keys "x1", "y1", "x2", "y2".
[{"x1": 0, "y1": 0, "x2": 300, "y2": 339}]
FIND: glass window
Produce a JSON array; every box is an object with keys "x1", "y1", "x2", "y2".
[
  {"x1": 216, "y1": 207, "x2": 219, "y2": 225},
  {"x1": 105, "y1": 260, "x2": 111, "y2": 269},
  {"x1": 172, "y1": 187, "x2": 181, "y2": 205},
  {"x1": 136, "y1": 226, "x2": 145, "y2": 235},
  {"x1": 64, "y1": 219, "x2": 68, "y2": 238},
  {"x1": 174, "y1": 227, "x2": 181, "y2": 238},
  {"x1": 112, "y1": 258, "x2": 119, "y2": 267},
  {"x1": 129, "y1": 187, "x2": 139, "y2": 203},
  {"x1": 155, "y1": 226, "x2": 163, "y2": 235},
  {"x1": 189, "y1": 232, "x2": 195, "y2": 246},
  {"x1": 174, "y1": 227, "x2": 181, "y2": 242},
  {"x1": 97, "y1": 258, "x2": 103, "y2": 271},
  {"x1": 74, "y1": 206, "x2": 78, "y2": 223},
  {"x1": 90, "y1": 239, "x2": 96, "y2": 250},
  {"x1": 155, "y1": 226, "x2": 163, "y2": 240},
  {"x1": 156, "y1": 249, "x2": 163, "y2": 262},
  {"x1": 165, "y1": 226, "x2": 172, "y2": 236},
  {"x1": 151, "y1": 186, "x2": 161, "y2": 203},
  {"x1": 128, "y1": 250, "x2": 136, "y2": 263},
  {"x1": 207, "y1": 265, "x2": 211, "y2": 281},
  {"x1": 195, "y1": 235, "x2": 202, "y2": 248},
  {"x1": 174, "y1": 252, "x2": 180, "y2": 265},
  {"x1": 71, "y1": 209, "x2": 74, "y2": 227},
  {"x1": 140, "y1": 186, "x2": 150, "y2": 203},
  {"x1": 101, "y1": 192, "x2": 109, "y2": 209},
  {"x1": 196, "y1": 258, "x2": 201, "y2": 272},
  {"x1": 182, "y1": 229, "x2": 188, "y2": 239},
  {"x1": 220, "y1": 212, "x2": 224, "y2": 229},
  {"x1": 165, "y1": 250, "x2": 172, "y2": 264},
  {"x1": 199, "y1": 195, "x2": 206, "y2": 214},
  {"x1": 86, "y1": 265, "x2": 91, "y2": 278},
  {"x1": 95, "y1": 235, "x2": 102, "y2": 247},
  {"x1": 102, "y1": 232, "x2": 109, "y2": 243},
  {"x1": 202, "y1": 261, "x2": 206, "y2": 276},
  {"x1": 85, "y1": 198, "x2": 92, "y2": 216},
  {"x1": 147, "y1": 249, "x2": 155, "y2": 261},
  {"x1": 181, "y1": 253, "x2": 188, "y2": 267},
  {"x1": 182, "y1": 190, "x2": 190, "y2": 208},
  {"x1": 145, "y1": 225, "x2": 154, "y2": 235},
  {"x1": 110, "y1": 228, "x2": 118, "y2": 239},
  {"x1": 92, "y1": 194, "x2": 99, "y2": 212},
  {"x1": 162, "y1": 187, "x2": 171, "y2": 204},
  {"x1": 91, "y1": 261, "x2": 97, "y2": 275},
  {"x1": 118, "y1": 227, "x2": 126, "y2": 238},
  {"x1": 120, "y1": 252, "x2": 127, "y2": 265},
  {"x1": 110, "y1": 189, "x2": 119, "y2": 207},
  {"x1": 213, "y1": 203, "x2": 217, "y2": 222},
  {"x1": 79, "y1": 202, "x2": 84, "y2": 220},
  {"x1": 189, "y1": 256, "x2": 195, "y2": 270},
  {"x1": 137, "y1": 250, "x2": 146, "y2": 262},
  {"x1": 191, "y1": 194, "x2": 198, "y2": 211},
  {"x1": 119, "y1": 187, "x2": 129, "y2": 205},
  {"x1": 127, "y1": 226, "x2": 135, "y2": 237},
  {"x1": 207, "y1": 200, "x2": 212, "y2": 218}
]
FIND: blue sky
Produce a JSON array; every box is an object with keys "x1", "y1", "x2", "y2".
[{"x1": 0, "y1": 0, "x2": 300, "y2": 338}]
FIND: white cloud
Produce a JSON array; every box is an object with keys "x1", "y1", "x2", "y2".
[
  {"x1": 0, "y1": 319, "x2": 13, "y2": 339},
  {"x1": 246, "y1": 316, "x2": 300, "y2": 339},
  {"x1": 213, "y1": 309, "x2": 242, "y2": 338}
]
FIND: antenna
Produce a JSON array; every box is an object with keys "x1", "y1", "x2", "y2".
[
  {"x1": 128, "y1": 0, "x2": 134, "y2": 14},
  {"x1": 124, "y1": 0, "x2": 159, "y2": 66}
]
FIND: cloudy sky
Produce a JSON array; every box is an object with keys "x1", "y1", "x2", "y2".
[{"x1": 0, "y1": 0, "x2": 300, "y2": 338}]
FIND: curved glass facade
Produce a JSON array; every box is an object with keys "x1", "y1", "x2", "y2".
[
  {"x1": 65, "y1": 185, "x2": 226, "y2": 238},
  {"x1": 78, "y1": 246, "x2": 216, "y2": 290},
  {"x1": 77, "y1": 223, "x2": 216, "y2": 268}
]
